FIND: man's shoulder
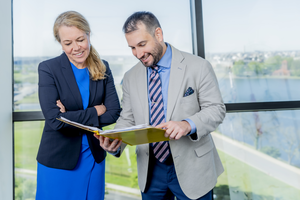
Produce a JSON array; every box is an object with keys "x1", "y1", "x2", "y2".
[
  {"x1": 181, "y1": 50, "x2": 205, "y2": 61},
  {"x1": 124, "y1": 61, "x2": 144, "y2": 77},
  {"x1": 169, "y1": 44, "x2": 207, "y2": 63},
  {"x1": 169, "y1": 45, "x2": 214, "y2": 78}
]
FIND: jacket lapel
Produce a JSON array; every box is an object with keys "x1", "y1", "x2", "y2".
[
  {"x1": 167, "y1": 46, "x2": 186, "y2": 121},
  {"x1": 136, "y1": 63, "x2": 150, "y2": 124},
  {"x1": 61, "y1": 53, "x2": 83, "y2": 109}
]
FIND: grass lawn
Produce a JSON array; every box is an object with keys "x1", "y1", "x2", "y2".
[
  {"x1": 105, "y1": 146, "x2": 138, "y2": 188},
  {"x1": 14, "y1": 121, "x2": 44, "y2": 170},
  {"x1": 103, "y1": 123, "x2": 139, "y2": 188}
]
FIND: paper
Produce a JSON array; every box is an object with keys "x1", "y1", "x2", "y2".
[
  {"x1": 57, "y1": 117, "x2": 101, "y2": 133},
  {"x1": 100, "y1": 124, "x2": 151, "y2": 134}
]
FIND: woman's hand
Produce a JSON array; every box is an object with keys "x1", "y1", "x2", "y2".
[
  {"x1": 94, "y1": 104, "x2": 106, "y2": 116},
  {"x1": 56, "y1": 100, "x2": 66, "y2": 113}
]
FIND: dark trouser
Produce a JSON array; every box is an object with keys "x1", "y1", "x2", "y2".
[{"x1": 141, "y1": 151, "x2": 213, "y2": 200}]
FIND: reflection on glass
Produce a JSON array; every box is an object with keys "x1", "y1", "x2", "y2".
[
  {"x1": 203, "y1": 0, "x2": 300, "y2": 102},
  {"x1": 213, "y1": 110, "x2": 300, "y2": 199}
]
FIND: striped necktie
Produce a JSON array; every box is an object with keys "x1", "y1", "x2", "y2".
[{"x1": 149, "y1": 65, "x2": 170, "y2": 163}]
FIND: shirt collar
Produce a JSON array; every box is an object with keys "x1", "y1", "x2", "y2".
[{"x1": 157, "y1": 43, "x2": 172, "y2": 69}]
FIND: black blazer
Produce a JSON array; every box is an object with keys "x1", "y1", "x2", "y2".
[{"x1": 37, "y1": 53, "x2": 121, "y2": 170}]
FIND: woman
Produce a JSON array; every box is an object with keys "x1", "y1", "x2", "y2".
[{"x1": 36, "y1": 11, "x2": 121, "y2": 199}]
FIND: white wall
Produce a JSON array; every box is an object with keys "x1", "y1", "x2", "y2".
[{"x1": 0, "y1": 0, "x2": 13, "y2": 199}]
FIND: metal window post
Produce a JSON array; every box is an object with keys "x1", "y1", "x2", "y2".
[{"x1": 0, "y1": 0, "x2": 13, "y2": 199}]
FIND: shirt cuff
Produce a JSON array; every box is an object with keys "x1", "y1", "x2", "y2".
[
  {"x1": 108, "y1": 147, "x2": 121, "y2": 156},
  {"x1": 183, "y1": 118, "x2": 197, "y2": 136}
]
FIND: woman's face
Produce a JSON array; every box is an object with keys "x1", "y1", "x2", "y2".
[{"x1": 59, "y1": 26, "x2": 90, "y2": 69}]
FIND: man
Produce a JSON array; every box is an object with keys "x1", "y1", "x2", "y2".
[{"x1": 98, "y1": 11, "x2": 226, "y2": 200}]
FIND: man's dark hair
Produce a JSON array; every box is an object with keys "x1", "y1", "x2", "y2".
[{"x1": 122, "y1": 11, "x2": 161, "y2": 35}]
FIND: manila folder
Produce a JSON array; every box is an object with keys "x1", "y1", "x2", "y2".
[
  {"x1": 98, "y1": 126, "x2": 168, "y2": 146},
  {"x1": 56, "y1": 117, "x2": 168, "y2": 146}
]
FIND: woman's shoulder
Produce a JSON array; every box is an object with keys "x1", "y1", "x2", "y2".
[
  {"x1": 101, "y1": 59, "x2": 108, "y2": 66},
  {"x1": 101, "y1": 59, "x2": 111, "y2": 72},
  {"x1": 39, "y1": 53, "x2": 67, "y2": 69},
  {"x1": 101, "y1": 59, "x2": 110, "y2": 70}
]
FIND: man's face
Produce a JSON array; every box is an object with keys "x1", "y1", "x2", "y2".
[{"x1": 125, "y1": 23, "x2": 164, "y2": 67}]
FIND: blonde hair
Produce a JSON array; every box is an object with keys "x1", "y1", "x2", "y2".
[{"x1": 53, "y1": 11, "x2": 106, "y2": 80}]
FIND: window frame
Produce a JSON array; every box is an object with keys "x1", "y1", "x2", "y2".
[
  {"x1": 1, "y1": 0, "x2": 13, "y2": 199},
  {"x1": 10, "y1": 1, "x2": 300, "y2": 200}
]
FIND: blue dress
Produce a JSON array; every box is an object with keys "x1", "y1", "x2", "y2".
[{"x1": 36, "y1": 63, "x2": 105, "y2": 200}]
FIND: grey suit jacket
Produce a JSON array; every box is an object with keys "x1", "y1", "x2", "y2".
[{"x1": 115, "y1": 44, "x2": 226, "y2": 199}]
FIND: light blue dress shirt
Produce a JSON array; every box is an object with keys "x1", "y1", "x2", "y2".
[
  {"x1": 147, "y1": 43, "x2": 196, "y2": 135},
  {"x1": 113, "y1": 43, "x2": 196, "y2": 155}
]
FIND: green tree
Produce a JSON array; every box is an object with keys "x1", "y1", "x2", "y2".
[
  {"x1": 290, "y1": 60, "x2": 300, "y2": 76},
  {"x1": 232, "y1": 60, "x2": 245, "y2": 76},
  {"x1": 214, "y1": 185, "x2": 230, "y2": 200},
  {"x1": 248, "y1": 61, "x2": 263, "y2": 76},
  {"x1": 15, "y1": 177, "x2": 36, "y2": 200},
  {"x1": 264, "y1": 55, "x2": 282, "y2": 74},
  {"x1": 264, "y1": 55, "x2": 294, "y2": 76},
  {"x1": 260, "y1": 146, "x2": 281, "y2": 158}
]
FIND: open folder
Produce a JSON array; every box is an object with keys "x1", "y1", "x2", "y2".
[{"x1": 56, "y1": 117, "x2": 168, "y2": 146}]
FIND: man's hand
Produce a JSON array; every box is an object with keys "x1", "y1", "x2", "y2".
[
  {"x1": 156, "y1": 121, "x2": 191, "y2": 140},
  {"x1": 94, "y1": 134, "x2": 122, "y2": 153}
]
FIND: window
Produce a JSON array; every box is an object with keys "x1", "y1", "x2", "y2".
[
  {"x1": 11, "y1": 0, "x2": 300, "y2": 199},
  {"x1": 215, "y1": 111, "x2": 300, "y2": 199},
  {"x1": 203, "y1": 0, "x2": 300, "y2": 103},
  {"x1": 202, "y1": 1, "x2": 300, "y2": 199},
  {"x1": 13, "y1": 0, "x2": 193, "y2": 199}
]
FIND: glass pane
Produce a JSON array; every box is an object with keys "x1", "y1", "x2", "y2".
[
  {"x1": 14, "y1": 121, "x2": 43, "y2": 200},
  {"x1": 14, "y1": 57, "x2": 41, "y2": 111},
  {"x1": 13, "y1": 0, "x2": 192, "y2": 199},
  {"x1": 202, "y1": 0, "x2": 300, "y2": 103},
  {"x1": 105, "y1": 147, "x2": 141, "y2": 198},
  {"x1": 214, "y1": 110, "x2": 300, "y2": 199},
  {"x1": 102, "y1": 125, "x2": 141, "y2": 198},
  {"x1": 13, "y1": 0, "x2": 192, "y2": 111}
]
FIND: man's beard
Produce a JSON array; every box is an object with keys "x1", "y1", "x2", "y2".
[{"x1": 140, "y1": 41, "x2": 163, "y2": 67}]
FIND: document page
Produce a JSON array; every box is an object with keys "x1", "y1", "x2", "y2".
[
  {"x1": 59, "y1": 117, "x2": 101, "y2": 132},
  {"x1": 100, "y1": 124, "x2": 152, "y2": 134}
]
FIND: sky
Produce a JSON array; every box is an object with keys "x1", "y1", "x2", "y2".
[
  {"x1": 13, "y1": 0, "x2": 192, "y2": 57},
  {"x1": 13, "y1": 0, "x2": 300, "y2": 57},
  {"x1": 202, "y1": 0, "x2": 300, "y2": 53}
]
